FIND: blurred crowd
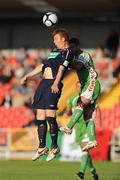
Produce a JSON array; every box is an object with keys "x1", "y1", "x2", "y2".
[
  {"x1": 92, "y1": 46, "x2": 120, "y2": 92},
  {"x1": 92, "y1": 30, "x2": 120, "y2": 92},
  {"x1": 0, "y1": 46, "x2": 120, "y2": 109},
  {"x1": 0, "y1": 33, "x2": 120, "y2": 128},
  {"x1": 0, "y1": 48, "x2": 51, "y2": 108}
]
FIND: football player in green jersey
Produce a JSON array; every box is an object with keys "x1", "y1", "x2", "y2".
[
  {"x1": 51, "y1": 38, "x2": 101, "y2": 151},
  {"x1": 64, "y1": 81, "x2": 101, "y2": 179}
]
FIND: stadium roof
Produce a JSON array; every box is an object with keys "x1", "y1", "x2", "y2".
[{"x1": 0, "y1": 0, "x2": 120, "y2": 21}]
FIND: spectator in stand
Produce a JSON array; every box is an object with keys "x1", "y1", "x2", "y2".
[{"x1": 0, "y1": 65, "x2": 13, "y2": 84}]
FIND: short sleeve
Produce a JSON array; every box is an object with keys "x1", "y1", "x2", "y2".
[{"x1": 77, "y1": 52, "x2": 90, "y2": 65}]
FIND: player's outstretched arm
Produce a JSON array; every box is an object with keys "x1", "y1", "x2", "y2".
[
  {"x1": 20, "y1": 64, "x2": 44, "y2": 85},
  {"x1": 51, "y1": 65, "x2": 65, "y2": 93}
]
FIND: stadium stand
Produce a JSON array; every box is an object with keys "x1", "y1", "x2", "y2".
[
  {"x1": 0, "y1": 47, "x2": 120, "y2": 162},
  {"x1": 0, "y1": 48, "x2": 120, "y2": 131},
  {"x1": 0, "y1": 49, "x2": 120, "y2": 129}
]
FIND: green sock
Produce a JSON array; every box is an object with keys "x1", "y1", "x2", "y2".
[
  {"x1": 86, "y1": 119, "x2": 96, "y2": 141},
  {"x1": 67, "y1": 108, "x2": 83, "y2": 129},
  {"x1": 87, "y1": 153, "x2": 95, "y2": 170},
  {"x1": 80, "y1": 151, "x2": 89, "y2": 173}
]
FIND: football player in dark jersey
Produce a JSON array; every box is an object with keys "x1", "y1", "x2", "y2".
[{"x1": 20, "y1": 28, "x2": 74, "y2": 161}]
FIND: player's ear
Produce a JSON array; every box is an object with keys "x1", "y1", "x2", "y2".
[{"x1": 61, "y1": 37, "x2": 65, "y2": 42}]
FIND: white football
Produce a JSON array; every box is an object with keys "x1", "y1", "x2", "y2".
[{"x1": 43, "y1": 12, "x2": 58, "y2": 27}]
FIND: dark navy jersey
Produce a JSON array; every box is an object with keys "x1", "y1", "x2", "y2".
[{"x1": 43, "y1": 48, "x2": 74, "y2": 78}]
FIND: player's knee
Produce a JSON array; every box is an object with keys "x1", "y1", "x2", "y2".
[
  {"x1": 36, "y1": 109, "x2": 46, "y2": 120},
  {"x1": 46, "y1": 117, "x2": 58, "y2": 126},
  {"x1": 36, "y1": 113, "x2": 45, "y2": 120},
  {"x1": 77, "y1": 97, "x2": 85, "y2": 108},
  {"x1": 46, "y1": 109, "x2": 56, "y2": 117}
]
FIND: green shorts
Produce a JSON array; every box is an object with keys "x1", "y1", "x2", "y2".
[{"x1": 81, "y1": 80, "x2": 101, "y2": 102}]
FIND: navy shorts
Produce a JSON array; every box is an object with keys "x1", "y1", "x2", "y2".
[{"x1": 31, "y1": 79, "x2": 63, "y2": 110}]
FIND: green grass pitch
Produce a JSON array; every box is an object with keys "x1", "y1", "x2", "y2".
[{"x1": 0, "y1": 160, "x2": 120, "y2": 180}]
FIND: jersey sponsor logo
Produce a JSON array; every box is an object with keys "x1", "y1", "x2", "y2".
[
  {"x1": 87, "y1": 67, "x2": 96, "y2": 92},
  {"x1": 88, "y1": 79, "x2": 95, "y2": 92},
  {"x1": 89, "y1": 67, "x2": 97, "y2": 79},
  {"x1": 48, "y1": 52, "x2": 60, "y2": 59}
]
